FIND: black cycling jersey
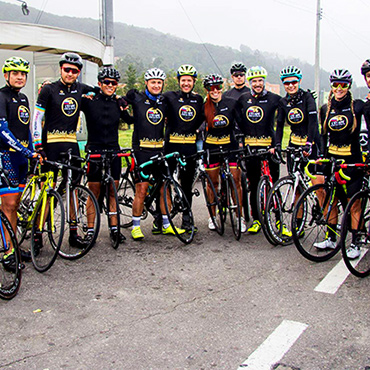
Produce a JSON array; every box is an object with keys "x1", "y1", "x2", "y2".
[
  {"x1": 163, "y1": 90, "x2": 204, "y2": 145},
  {"x1": 223, "y1": 85, "x2": 250, "y2": 100},
  {"x1": 33, "y1": 79, "x2": 96, "y2": 148},
  {"x1": 81, "y1": 92, "x2": 131, "y2": 150},
  {"x1": 276, "y1": 89, "x2": 318, "y2": 147},
  {"x1": 0, "y1": 85, "x2": 32, "y2": 156},
  {"x1": 125, "y1": 89, "x2": 167, "y2": 151},
  {"x1": 320, "y1": 95, "x2": 364, "y2": 162},
  {"x1": 237, "y1": 91, "x2": 280, "y2": 147}
]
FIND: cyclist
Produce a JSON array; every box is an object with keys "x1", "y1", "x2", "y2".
[
  {"x1": 0, "y1": 57, "x2": 39, "y2": 270},
  {"x1": 163, "y1": 64, "x2": 204, "y2": 232},
  {"x1": 361, "y1": 59, "x2": 370, "y2": 149},
  {"x1": 237, "y1": 66, "x2": 280, "y2": 234},
  {"x1": 223, "y1": 63, "x2": 250, "y2": 100},
  {"x1": 125, "y1": 68, "x2": 185, "y2": 240},
  {"x1": 202, "y1": 73, "x2": 246, "y2": 232},
  {"x1": 81, "y1": 67, "x2": 131, "y2": 244},
  {"x1": 318, "y1": 69, "x2": 365, "y2": 259},
  {"x1": 31, "y1": 52, "x2": 98, "y2": 249}
]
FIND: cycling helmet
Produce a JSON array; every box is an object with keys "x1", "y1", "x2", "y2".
[
  {"x1": 98, "y1": 67, "x2": 120, "y2": 82},
  {"x1": 2, "y1": 57, "x2": 30, "y2": 73},
  {"x1": 59, "y1": 52, "x2": 83, "y2": 70},
  {"x1": 230, "y1": 63, "x2": 247, "y2": 75},
  {"x1": 203, "y1": 73, "x2": 223, "y2": 88},
  {"x1": 177, "y1": 64, "x2": 197, "y2": 79},
  {"x1": 280, "y1": 66, "x2": 302, "y2": 81},
  {"x1": 144, "y1": 68, "x2": 166, "y2": 81},
  {"x1": 246, "y1": 66, "x2": 267, "y2": 81},
  {"x1": 329, "y1": 69, "x2": 352, "y2": 84},
  {"x1": 361, "y1": 60, "x2": 370, "y2": 76}
]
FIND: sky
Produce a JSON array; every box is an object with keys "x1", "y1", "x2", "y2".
[{"x1": 4, "y1": 0, "x2": 370, "y2": 86}]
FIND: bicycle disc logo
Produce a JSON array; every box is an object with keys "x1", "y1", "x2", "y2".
[
  {"x1": 61, "y1": 97, "x2": 78, "y2": 117},
  {"x1": 329, "y1": 115, "x2": 348, "y2": 131},
  {"x1": 179, "y1": 105, "x2": 196, "y2": 122},
  {"x1": 213, "y1": 115, "x2": 229, "y2": 128},
  {"x1": 246, "y1": 106, "x2": 263, "y2": 123},
  {"x1": 18, "y1": 105, "x2": 30, "y2": 124},
  {"x1": 146, "y1": 108, "x2": 163, "y2": 125},
  {"x1": 288, "y1": 108, "x2": 304, "y2": 124}
]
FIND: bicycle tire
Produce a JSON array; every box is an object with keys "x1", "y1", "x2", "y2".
[
  {"x1": 200, "y1": 171, "x2": 224, "y2": 235},
  {"x1": 241, "y1": 171, "x2": 250, "y2": 223},
  {"x1": 292, "y1": 183, "x2": 342, "y2": 262},
  {"x1": 117, "y1": 175, "x2": 135, "y2": 228},
  {"x1": 256, "y1": 175, "x2": 276, "y2": 245},
  {"x1": 341, "y1": 189, "x2": 370, "y2": 277},
  {"x1": 265, "y1": 176, "x2": 303, "y2": 246},
  {"x1": 104, "y1": 177, "x2": 121, "y2": 249},
  {"x1": 0, "y1": 210, "x2": 21, "y2": 300},
  {"x1": 219, "y1": 176, "x2": 228, "y2": 223},
  {"x1": 226, "y1": 175, "x2": 241, "y2": 241},
  {"x1": 31, "y1": 189, "x2": 65, "y2": 273},
  {"x1": 164, "y1": 179, "x2": 195, "y2": 244},
  {"x1": 59, "y1": 185, "x2": 100, "y2": 260}
]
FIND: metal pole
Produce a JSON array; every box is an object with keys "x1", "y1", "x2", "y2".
[
  {"x1": 315, "y1": 0, "x2": 322, "y2": 106},
  {"x1": 101, "y1": 0, "x2": 114, "y2": 65}
]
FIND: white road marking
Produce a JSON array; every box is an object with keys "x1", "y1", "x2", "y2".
[{"x1": 237, "y1": 320, "x2": 308, "y2": 370}]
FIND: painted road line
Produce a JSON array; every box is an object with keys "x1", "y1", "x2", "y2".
[{"x1": 238, "y1": 320, "x2": 308, "y2": 370}]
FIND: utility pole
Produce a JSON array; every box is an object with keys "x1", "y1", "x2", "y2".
[
  {"x1": 315, "y1": 0, "x2": 322, "y2": 106},
  {"x1": 100, "y1": 0, "x2": 114, "y2": 65}
]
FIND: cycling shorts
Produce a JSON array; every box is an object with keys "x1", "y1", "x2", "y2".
[
  {"x1": 203, "y1": 142, "x2": 238, "y2": 170},
  {"x1": 133, "y1": 149, "x2": 163, "y2": 183}
]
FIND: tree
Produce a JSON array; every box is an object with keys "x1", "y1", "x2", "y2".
[{"x1": 123, "y1": 63, "x2": 137, "y2": 94}]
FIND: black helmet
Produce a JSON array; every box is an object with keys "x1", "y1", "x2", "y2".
[
  {"x1": 59, "y1": 52, "x2": 83, "y2": 70},
  {"x1": 330, "y1": 69, "x2": 352, "y2": 84},
  {"x1": 361, "y1": 59, "x2": 370, "y2": 76},
  {"x1": 98, "y1": 67, "x2": 120, "y2": 82},
  {"x1": 203, "y1": 73, "x2": 223, "y2": 89},
  {"x1": 230, "y1": 62, "x2": 247, "y2": 75}
]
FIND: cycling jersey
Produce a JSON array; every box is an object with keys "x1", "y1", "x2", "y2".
[
  {"x1": 223, "y1": 85, "x2": 250, "y2": 100},
  {"x1": 125, "y1": 89, "x2": 167, "y2": 151},
  {"x1": 0, "y1": 86, "x2": 33, "y2": 157},
  {"x1": 237, "y1": 91, "x2": 280, "y2": 147},
  {"x1": 32, "y1": 79, "x2": 96, "y2": 148},
  {"x1": 276, "y1": 89, "x2": 318, "y2": 147}
]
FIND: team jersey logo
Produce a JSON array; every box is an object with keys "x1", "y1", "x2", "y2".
[
  {"x1": 329, "y1": 115, "x2": 348, "y2": 131},
  {"x1": 246, "y1": 106, "x2": 264, "y2": 123},
  {"x1": 18, "y1": 105, "x2": 30, "y2": 124},
  {"x1": 179, "y1": 105, "x2": 196, "y2": 122},
  {"x1": 288, "y1": 108, "x2": 304, "y2": 124},
  {"x1": 146, "y1": 107, "x2": 163, "y2": 125},
  {"x1": 213, "y1": 115, "x2": 229, "y2": 128},
  {"x1": 61, "y1": 98, "x2": 78, "y2": 117}
]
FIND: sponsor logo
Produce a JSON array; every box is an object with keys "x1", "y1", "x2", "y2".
[
  {"x1": 288, "y1": 108, "x2": 304, "y2": 124},
  {"x1": 329, "y1": 115, "x2": 348, "y2": 131},
  {"x1": 18, "y1": 105, "x2": 30, "y2": 124},
  {"x1": 61, "y1": 97, "x2": 78, "y2": 117},
  {"x1": 213, "y1": 115, "x2": 229, "y2": 128},
  {"x1": 146, "y1": 108, "x2": 163, "y2": 125},
  {"x1": 246, "y1": 106, "x2": 264, "y2": 123},
  {"x1": 179, "y1": 105, "x2": 196, "y2": 122}
]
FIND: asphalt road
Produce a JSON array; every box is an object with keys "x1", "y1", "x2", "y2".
[{"x1": 1, "y1": 187, "x2": 370, "y2": 370}]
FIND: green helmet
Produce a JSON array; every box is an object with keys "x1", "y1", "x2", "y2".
[
  {"x1": 246, "y1": 66, "x2": 267, "y2": 81},
  {"x1": 2, "y1": 57, "x2": 30, "y2": 74},
  {"x1": 177, "y1": 64, "x2": 197, "y2": 79}
]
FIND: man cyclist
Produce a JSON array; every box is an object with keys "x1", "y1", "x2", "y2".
[
  {"x1": 224, "y1": 62, "x2": 250, "y2": 100},
  {"x1": 125, "y1": 68, "x2": 185, "y2": 240},
  {"x1": 81, "y1": 66, "x2": 131, "y2": 244},
  {"x1": 0, "y1": 57, "x2": 39, "y2": 271},
  {"x1": 32, "y1": 52, "x2": 97, "y2": 248}
]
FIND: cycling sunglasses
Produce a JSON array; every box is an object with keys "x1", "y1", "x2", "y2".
[
  {"x1": 206, "y1": 84, "x2": 223, "y2": 91},
  {"x1": 283, "y1": 80, "x2": 299, "y2": 86},
  {"x1": 102, "y1": 79, "x2": 118, "y2": 86},
  {"x1": 331, "y1": 82, "x2": 350, "y2": 89},
  {"x1": 233, "y1": 73, "x2": 245, "y2": 78},
  {"x1": 62, "y1": 67, "x2": 80, "y2": 75}
]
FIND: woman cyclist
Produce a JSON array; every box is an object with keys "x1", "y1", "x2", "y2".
[{"x1": 202, "y1": 73, "x2": 246, "y2": 232}]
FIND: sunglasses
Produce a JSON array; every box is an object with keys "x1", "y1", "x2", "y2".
[
  {"x1": 283, "y1": 80, "x2": 299, "y2": 86},
  {"x1": 233, "y1": 73, "x2": 245, "y2": 78},
  {"x1": 331, "y1": 82, "x2": 350, "y2": 89},
  {"x1": 206, "y1": 84, "x2": 223, "y2": 91},
  {"x1": 102, "y1": 79, "x2": 118, "y2": 86},
  {"x1": 63, "y1": 67, "x2": 80, "y2": 75}
]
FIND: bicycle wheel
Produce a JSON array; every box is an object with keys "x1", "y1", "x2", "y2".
[
  {"x1": 59, "y1": 185, "x2": 100, "y2": 260},
  {"x1": 31, "y1": 189, "x2": 65, "y2": 273},
  {"x1": 241, "y1": 172, "x2": 250, "y2": 223},
  {"x1": 292, "y1": 183, "x2": 342, "y2": 262},
  {"x1": 0, "y1": 211, "x2": 21, "y2": 300},
  {"x1": 164, "y1": 179, "x2": 195, "y2": 244},
  {"x1": 226, "y1": 175, "x2": 241, "y2": 241},
  {"x1": 256, "y1": 175, "x2": 276, "y2": 245},
  {"x1": 200, "y1": 171, "x2": 224, "y2": 235},
  {"x1": 104, "y1": 177, "x2": 121, "y2": 249},
  {"x1": 219, "y1": 177, "x2": 228, "y2": 223},
  {"x1": 265, "y1": 176, "x2": 302, "y2": 246},
  {"x1": 341, "y1": 190, "x2": 370, "y2": 277},
  {"x1": 117, "y1": 175, "x2": 135, "y2": 228}
]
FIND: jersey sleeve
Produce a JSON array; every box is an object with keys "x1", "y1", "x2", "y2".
[
  {"x1": 306, "y1": 93, "x2": 318, "y2": 144},
  {"x1": 275, "y1": 99, "x2": 286, "y2": 147}
]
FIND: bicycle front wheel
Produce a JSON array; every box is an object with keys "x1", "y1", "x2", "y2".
[
  {"x1": 164, "y1": 179, "x2": 195, "y2": 244},
  {"x1": 0, "y1": 210, "x2": 21, "y2": 300},
  {"x1": 226, "y1": 175, "x2": 241, "y2": 241},
  {"x1": 292, "y1": 183, "x2": 342, "y2": 262},
  {"x1": 341, "y1": 190, "x2": 370, "y2": 277},
  {"x1": 118, "y1": 175, "x2": 135, "y2": 228},
  {"x1": 31, "y1": 189, "x2": 65, "y2": 273}
]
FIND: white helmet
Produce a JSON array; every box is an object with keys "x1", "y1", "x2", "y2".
[{"x1": 144, "y1": 68, "x2": 166, "y2": 81}]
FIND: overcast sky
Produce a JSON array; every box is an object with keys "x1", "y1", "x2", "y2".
[{"x1": 4, "y1": 0, "x2": 370, "y2": 86}]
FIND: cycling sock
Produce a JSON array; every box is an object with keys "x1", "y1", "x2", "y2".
[
  {"x1": 162, "y1": 215, "x2": 170, "y2": 229},
  {"x1": 327, "y1": 223, "x2": 337, "y2": 241},
  {"x1": 132, "y1": 216, "x2": 141, "y2": 228}
]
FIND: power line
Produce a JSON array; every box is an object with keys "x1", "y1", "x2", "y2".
[
  {"x1": 273, "y1": 0, "x2": 314, "y2": 14},
  {"x1": 34, "y1": 0, "x2": 48, "y2": 24}
]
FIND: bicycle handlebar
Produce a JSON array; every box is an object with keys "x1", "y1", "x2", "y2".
[{"x1": 304, "y1": 158, "x2": 351, "y2": 181}]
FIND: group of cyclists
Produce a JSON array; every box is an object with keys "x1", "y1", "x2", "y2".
[{"x1": 1, "y1": 50, "x2": 370, "y2": 275}]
